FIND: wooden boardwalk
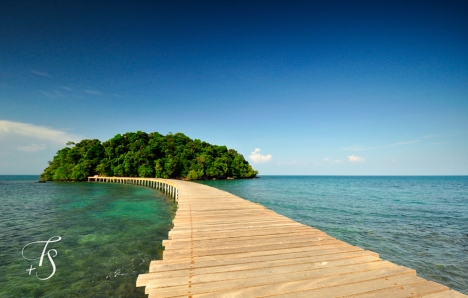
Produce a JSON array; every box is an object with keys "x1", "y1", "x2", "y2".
[{"x1": 88, "y1": 177, "x2": 467, "y2": 298}]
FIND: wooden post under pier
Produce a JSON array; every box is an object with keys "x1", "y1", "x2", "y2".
[{"x1": 88, "y1": 176, "x2": 178, "y2": 201}]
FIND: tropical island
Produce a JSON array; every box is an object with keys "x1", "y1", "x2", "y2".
[{"x1": 41, "y1": 131, "x2": 258, "y2": 181}]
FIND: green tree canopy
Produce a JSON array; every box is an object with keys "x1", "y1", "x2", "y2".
[{"x1": 41, "y1": 131, "x2": 258, "y2": 181}]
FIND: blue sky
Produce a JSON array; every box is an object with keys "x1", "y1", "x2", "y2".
[{"x1": 1, "y1": 0, "x2": 467, "y2": 175}]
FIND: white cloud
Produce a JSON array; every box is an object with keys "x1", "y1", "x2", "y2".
[
  {"x1": 390, "y1": 140, "x2": 418, "y2": 146},
  {"x1": 31, "y1": 70, "x2": 51, "y2": 78},
  {"x1": 348, "y1": 155, "x2": 366, "y2": 163},
  {"x1": 17, "y1": 143, "x2": 47, "y2": 152},
  {"x1": 0, "y1": 120, "x2": 81, "y2": 145},
  {"x1": 84, "y1": 89, "x2": 101, "y2": 95},
  {"x1": 249, "y1": 148, "x2": 272, "y2": 163}
]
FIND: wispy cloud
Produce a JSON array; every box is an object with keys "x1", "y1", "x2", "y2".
[
  {"x1": 84, "y1": 89, "x2": 101, "y2": 95},
  {"x1": 322, "y1": 158, "x2": 343, "y2": 165},
  {"x1": 249, "y1": 148, "x2": 272, "y2": 163},
  {"x1": 343, "y1": 139, "x2": 418, "y2": 151},
  {"x1": 0, "y1": 120, "x2": 81, "y2": 145},
  {"x1": 17, "y1": 143, "x2": 47, "y2": 152},
  {"x1": 390, "y1": 140, "x2": 419, "y2": 146},
  {"x1": 423, "y1": 134, "x2": 441, "y2": 139},
  {"x1": 61, "y1": 86, "x2": 74, "y2": 91},
  {"x1": 348, "y1": 155, "x2": 366, "y2": 163},
  {"x1": 40, "y1": 91, "x2": 66, "y2": 98},
  {"x1": 31, "y1": 70, "x2": 51, "y2": 78}
]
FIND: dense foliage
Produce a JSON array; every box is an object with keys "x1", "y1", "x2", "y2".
[{"x1": 41, "y1": 131, "x2": 258, "y2": 181}]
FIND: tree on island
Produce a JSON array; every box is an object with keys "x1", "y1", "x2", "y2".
[{"x1": 40, "y1": 131, "x2": 258, "y2": 181}]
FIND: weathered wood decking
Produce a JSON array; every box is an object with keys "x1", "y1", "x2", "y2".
[{"x1": 88, "y1": 177, "x2": 467, "y2": 298}]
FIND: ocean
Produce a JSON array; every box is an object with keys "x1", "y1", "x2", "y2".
[
  {"x1": 0, "y1": 175, "x2": 175, "y2": 298},
  {"x1": 1, "y1": 175, "x2": 466, "y2": 296}
]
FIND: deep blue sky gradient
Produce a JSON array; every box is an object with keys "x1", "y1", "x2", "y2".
[{"x1": 1, "y1": 1, "x2": 467, "y2": 174}]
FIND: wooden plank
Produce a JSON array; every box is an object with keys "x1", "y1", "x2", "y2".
[
  {"x1": 422, "y1": 290, "x2": 468, "y2": 298},
  {"x1": 165, "y1": 232, "x2": 333, "y2": 250},
  {"x1": 164, "y1": 233, "x2": 329, "y2": 249},
  {"x1": 147, "y1": 265, "x2": 415, "y2": 297},
  {"x1": 163, "y1": 238, "x2": 343, "y2": 259},
  {"x1": 138, "y1": 251, "x2": 380, "y2": 286},
  {"x1": 168, "y1": 227, "x2": 311, "y2": 241},
  {"x1": 193, "y1": 274, "x2": 426, "y2": 298},
  {"x1": 150, "y1": 244, "x2": 365, "y2": 271},
  {"x1": 347, "y1": 281, "x2": 450, "y2": 298},
  {"x1": 151, "y1": 242, "x2": 360, "y2": 268},
  {"x1": 263, "y1": 277, "x2": 446, "y2": 298},
  {"x1": 145, "y1": 261, "x2": 405, "y2": 292},
  {"x1": 168, "y1": 223, "x2": 305, "y2": 237},
  {"x1": 164, "y1": 226, "x2": 325, "y2": 244}
]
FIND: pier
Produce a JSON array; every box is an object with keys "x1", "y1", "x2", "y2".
[{"x1": 88, "y1": 177, "x2": 467, "y2": 297}]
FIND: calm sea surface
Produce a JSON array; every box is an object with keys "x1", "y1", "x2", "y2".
[
  {"x1": 198, "y1": 176, "x2": 468, "y2": 295},
  {"x1": 1, "y1": 176, "x2": 467, "y2": 296},
  {"x1": 0, "y1": 175, "x2": 175, "y2": 298}
]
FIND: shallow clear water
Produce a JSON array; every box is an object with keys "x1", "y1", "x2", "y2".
[
  {"x1": 198, "y1": 176, "x2": 468, "y2": 294},
  {"x1": 0, "y1": 176, "x2": 175, "y2": 298}
]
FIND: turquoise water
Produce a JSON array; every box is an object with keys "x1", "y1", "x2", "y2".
[
  {"x1": 199, "y1": 176, "x2": 468, "y2": 295},
  {"x1": 0, "y1": 176, "x2": 175, "y2": 298}
]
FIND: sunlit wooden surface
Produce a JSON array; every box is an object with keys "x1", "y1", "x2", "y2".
[{"x1": 89, "y1": 177, "x2": 466, "y2": 298}]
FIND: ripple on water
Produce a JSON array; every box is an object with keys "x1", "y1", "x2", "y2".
[{"x1": 0, "y1": 176, "x2": 175, "y2": 298}]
